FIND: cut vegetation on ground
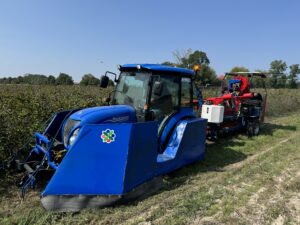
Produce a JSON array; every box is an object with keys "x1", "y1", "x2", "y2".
[
  {"x1": 0, "y1": 112, "x2": 299, "y2": 225},
  {"x1": 0, "y1": 86, "x2": 299, "y2": 225}
]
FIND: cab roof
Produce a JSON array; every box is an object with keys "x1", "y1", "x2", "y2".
[{"x1": 120, "y1": 64, "x2": 195, "y2": 76}]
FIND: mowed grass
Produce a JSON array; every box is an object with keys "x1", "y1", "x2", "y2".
[
  {"x1": 0, "y1": 85, "x2": 300, "y2": 224},
  {"x1": 0, "y1": 111, "x2": 299, "y2": 225}
]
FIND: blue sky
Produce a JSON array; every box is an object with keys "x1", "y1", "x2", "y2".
[{"x1": 0, "y1": 0, "x2": 299, "y2": 81}]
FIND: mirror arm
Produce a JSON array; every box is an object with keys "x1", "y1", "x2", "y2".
[{"x1": 105, "y1": 71, "x2": 118, "y2": 82}]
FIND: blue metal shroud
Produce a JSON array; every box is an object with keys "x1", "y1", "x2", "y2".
[
  {"x1": 41, "y1": 118, "x2": 207, "y2": 211},
  {"x1": 157, "y1": 119, "x2": 206, "y2": 175},
  {"x1": 42, "y1": 122, "x2": 158, "y2": 195}
]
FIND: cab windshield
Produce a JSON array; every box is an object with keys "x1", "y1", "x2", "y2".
[{"x1": 112, "y1": 71, "x2": 150, "y2": 111}]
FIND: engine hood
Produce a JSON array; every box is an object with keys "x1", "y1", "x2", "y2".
[{"x1": 70, "y1": 105, "x2": 136, "y2": 124}]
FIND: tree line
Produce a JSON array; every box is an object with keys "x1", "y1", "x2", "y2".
[
  {"x1": 0, "y1": 49, "x2": 299, "y2": 88},
  {"x1": 0, "y1": 72, "x2": 114, "y2": 86},
  {"x1": 162, "y1": 49, "x2": 220, "y2": 86},
  {"x1": 163, "y1": 49, "x2": 299, "y2": 89},
  {"x1": 230, "y1": 61, "x2": 300, "y2": 89}
]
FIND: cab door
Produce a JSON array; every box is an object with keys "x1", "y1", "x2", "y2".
[
  {"x1": 149, "y1": 75, "x2": 195, "y2": 152},
  {"x1": 149, "y1": 75, "x2": 180, "y2": 124}
]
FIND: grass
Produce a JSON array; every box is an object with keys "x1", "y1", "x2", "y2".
[
  {"x1": 0, "y1": 85, "x2": 300, "y2": 224},
  {"x1": 0, "y1": 111, "x2": 299, "y2": 225}
]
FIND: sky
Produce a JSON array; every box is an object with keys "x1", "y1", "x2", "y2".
[{"x1": 0, "y1": 0, "x2": 299, "y2": 82}]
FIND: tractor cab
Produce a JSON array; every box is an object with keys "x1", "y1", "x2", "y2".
[
  {"x1": 100, "y1": 64, "x2": 202, "y2": 152},
  {"x1": 101, "y1": 64, "x2": 196, "y2": 125}
]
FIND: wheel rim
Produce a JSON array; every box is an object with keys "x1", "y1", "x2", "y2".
[{"x1": 254, "y1": 123, "x2": 260, "y2": 135}]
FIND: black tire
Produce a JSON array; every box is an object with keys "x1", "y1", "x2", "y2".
[
  {"x1": 207, "y1": 125, "x2": 218, "y2": 142},
  {"x1": 246, "y1": 120, "x2": 260, "y2": 137}
]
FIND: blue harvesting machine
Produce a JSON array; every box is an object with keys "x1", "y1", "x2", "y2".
[{"x1": 14, "y1": 64, "x2": 207, "y2": 211}]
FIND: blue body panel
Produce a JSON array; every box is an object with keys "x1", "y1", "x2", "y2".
[
  {"x1": 42, "y1": 118, "x2": 207, "y2": 196},
  {"x1": 70, "y1": 105, "x2": 136, "y2": 124},
  {"x1": 157, "y1": 118, "x2": 207, "y2": 175},
  {"x1": 159, "y1": 107, "x2": 195, "y2": 150},
  {"x1": 121, "y1": 64, "x2": 195, "y2": 76},
  {"x1": 43, "y1": 122, "x2": 158, "y2": 195},
  {"x1": 123, "y1": 122, "x2": 158, "y2": 192}
]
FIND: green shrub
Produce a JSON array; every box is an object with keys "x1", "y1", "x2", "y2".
[
  {"x1": 0, "y1": 85, "x2": 299, "y2": 160},
  {"x1": 0, "y1": 85, "x2": 112, "y2": 160}
]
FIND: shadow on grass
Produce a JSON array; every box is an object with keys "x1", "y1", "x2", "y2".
[
  {"x1": 261, "y1": 123, "x2": 297, "y2": 136},
  {"x1": 161, "y1": 137, "x2": 247, "y2": 192},
  {"x1": 0, "y1": 122, "x2": 296, "y2": 208},
  {"x1": 161, "y1": 122, "x2": 297, "y2": 192}
]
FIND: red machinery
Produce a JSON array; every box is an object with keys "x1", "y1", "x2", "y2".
[{"x1": 199, "y1": 72, "x2": 267, "y2": 140}]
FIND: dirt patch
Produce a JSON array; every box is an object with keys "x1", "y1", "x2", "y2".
[
  {"x1": 272, "y1": 215, "x2": 285, "y2": 225},
  {"x1": 231, "y1": 162, "x2": 300, "y2": 225}
]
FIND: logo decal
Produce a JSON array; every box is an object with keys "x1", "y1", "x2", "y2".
[{"x1": 101, "y1": 129, "x2": 116, "y2": 144}]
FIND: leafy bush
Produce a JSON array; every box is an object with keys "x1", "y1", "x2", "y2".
[
  {"x1": 263, "y1": 88, "x2": 300, "y2": 117},
  {"x1": 0, "y1": 85, "x2": 299, "y2": 160},
  {"x1": 0, "y1": 85, "x2": 112, "y2": 160}
]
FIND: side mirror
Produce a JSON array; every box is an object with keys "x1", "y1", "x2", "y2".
[
  {"x1": 153, "y1": 81, "x2": 163, "y2": 96},
  {"x1": 100, "y1": 75, "x2": 109, "y2": 88}
]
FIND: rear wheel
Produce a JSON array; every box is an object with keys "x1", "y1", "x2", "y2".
[
  {"x1": 246, "y1": 120, "x2": 260, "y2": 137},
  {"x1": 207, "y1": 125, "x2": 218, "y2": 141}
]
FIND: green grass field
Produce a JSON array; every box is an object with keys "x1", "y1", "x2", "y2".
[{"x1": 0, "y1": 85, "x2": 299, "y2": 224}]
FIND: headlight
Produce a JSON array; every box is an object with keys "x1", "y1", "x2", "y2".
[
  {"x1": 69, "y1": 128, "x2": 80, "y2": 146},
  {"x1": 63, "y1": 119, "x2": 80, "y2": 146}
]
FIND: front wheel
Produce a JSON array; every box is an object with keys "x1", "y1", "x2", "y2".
[{"x1": 246, "y1": 120, "x2": 260, "y2": 137}]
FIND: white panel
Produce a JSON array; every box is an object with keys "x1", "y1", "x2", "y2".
[{"x1": 201, "y1": 105, "x2": 224, "y2": 123}]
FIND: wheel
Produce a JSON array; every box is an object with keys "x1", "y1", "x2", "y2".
[
  {"x1": 253, "y1": 120, "x2": 260, "y2": 136},
  {"x1": 207, "y1": 125, "x2": 218, "y2": 141},
  {"x1": 246, "y1": 120, "x2": 260, "y2": 137}
]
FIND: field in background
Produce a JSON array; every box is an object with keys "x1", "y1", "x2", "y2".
[
  {"x1": 1, "y1": 85, "x2": 299, "y2": 161},
  {"x1": 0, "y1": 85, "x2": 299, "y2": 224},
  {"x1": 0, "y1": 85, "x2": 112, "y2": 160}
]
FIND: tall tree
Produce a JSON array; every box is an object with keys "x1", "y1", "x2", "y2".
[
  {"x1": 269, "y1": 60, "x2": 287, "y2": 88},
  {"x1": 174, "y1": 49, "x2": 210, "y2": 69},
  {"x1": 172, "y1": 49, "x2": 193, "y2": 65},
  {"x1": 252, "y1": 69, "x2": 271, "y2": 88},
  {"x1": 230, "y1": 66, "x2": 249, "y2": 73},
  {"x1": 195, "y1": 64, "x2": 219, "y2": 86},
  {"x1": 288, "y1": 64, "x2": 300, "y2": 88},
  {"x1": 161, "y1": 61, "x2": 176, "y2": 67},
  {"x1": 80, "y1": 74, "x2": 100, "y2": 86},
  {"x1": 47, "y1": 75, "x2": 56, "y2": 85},
  {"x1": 56, "y1": 73, "x2": 74, "y2": 85},
  {"x1": 163, "y1": 49, "x2": 216, "y2": 85}
]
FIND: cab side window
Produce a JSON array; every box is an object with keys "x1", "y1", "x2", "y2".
[
  {"x1": 181, "y1": 77, "x2": 192, "y2": 107},
  {"x1": 150, "y1": 75, "x2": 180, "y2": 121}
]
